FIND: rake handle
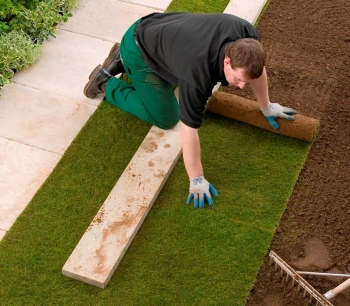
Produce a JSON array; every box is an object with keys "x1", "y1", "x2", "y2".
[{"x1": 324, "y1": 277, "x2": 350, "y2": 300}]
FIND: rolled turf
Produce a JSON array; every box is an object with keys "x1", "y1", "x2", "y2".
[{"x1": 208, "y1": 91, "x2": 319, "y2": 142}]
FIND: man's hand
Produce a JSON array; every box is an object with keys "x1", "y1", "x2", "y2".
[
  {"x1": 260, "y1": 102, "x2": 297, "y2": 129},
  {"x1": 186, "y1": 176, "x2": 218, "y2": 209}
]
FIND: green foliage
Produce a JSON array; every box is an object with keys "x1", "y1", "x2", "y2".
[
  {"x1": 0, "y1": 0, "x2": 24, "y2": 21},
  {"x1": 0, "y1": 0, "x2": 77, "y2": 34},
  {"x1": 0, "y1": 0, "x2": 41, "y2": 30},
  {"x1": 0, "y1": 63, "x2": 14, "y2": 88},
  {"x1": 0, "y1": 30, "x2": 42, "y2": 89},
  {"x1": 10, "y1": 0, "x2": 73, "y2": 43},
  {"x1": 0, "y1": 30, "x2": 42, "y2": 70},
  {"x1": 0, "y1": 21, "x2": 12, "y2": 33},
  {"x1": 0, "y1": 0, "x2": 77, "y2": 89},
  {"x1": 59, "y1": 0, "x2": 79, "y2": 12}
]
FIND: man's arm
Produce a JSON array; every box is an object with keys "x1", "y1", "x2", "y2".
[
  {"x1": 180, "y1": 121, "x2": 203, "y2": 178},
  {"x1": 180, "y1": 121, "x2": 218, "y2": 208},
  {"x1": 248, "y1": 66, "x2": 269, "y2": 109},
  {"x1": 249, "y1": 67, "x2": 297, "y2": 129}
]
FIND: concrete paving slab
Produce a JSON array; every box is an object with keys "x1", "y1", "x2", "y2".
[
  {"x1": 0, "y1": 84, "x2": 96, "y2": 154},
  {"x1": 0, "y1": 137, "x2": 61, "y2": 231},
  {"x1": 59, "y1": 0, "x2": 162, "y2": 43},
  {"x1": 0, "y1": 230, "x2": 6, "y2": 242},
  {"x1": 224, "y1": 0, "x2": 268, "y2": 24},
  {"x1": 123, "y1": 0, "x2": 172, "y2": 11},
  {"x1": 12, "y1": 29, "x2": 114, "y2": 106}
]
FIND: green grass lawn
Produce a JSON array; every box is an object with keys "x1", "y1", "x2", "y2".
[{"x1": 0, "y1": 1, "x2": 312, "y2": 305}]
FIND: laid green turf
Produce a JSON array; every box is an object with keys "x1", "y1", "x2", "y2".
[
  {"x1": 0, "y1": 1, "x2": 313, "y2": 305},
  {"x1": 167, "y1": 0, "x2": 229, "y2": 12}
]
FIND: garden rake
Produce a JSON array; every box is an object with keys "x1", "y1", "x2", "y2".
[{"x1": 269, "y1": 251, "x2": 350, "y2": 306}]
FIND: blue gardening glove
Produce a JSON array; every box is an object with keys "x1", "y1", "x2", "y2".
[
  {"x1": 186, "y1": 176, "x2": 218, "y2": 209},
  {"x1": 260, "y1": 102, "x2": 297, "y2": 129}
]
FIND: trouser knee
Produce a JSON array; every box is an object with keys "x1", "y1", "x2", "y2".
[{"x1": 155, "y1": 116, "x2": 179, "y2": 130}]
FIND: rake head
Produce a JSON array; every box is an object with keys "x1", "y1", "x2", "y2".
[{"x1": 269, "y1": 251, "x2": 333, "y2": 306}]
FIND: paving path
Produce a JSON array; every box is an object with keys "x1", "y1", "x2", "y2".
[{"x1": 0, "y1": 0, "x2": 267, "y2": 241}]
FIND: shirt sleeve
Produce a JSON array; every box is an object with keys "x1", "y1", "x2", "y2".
[{"x1": 178, "y1": 80, "x2": 211, "y2": 129}]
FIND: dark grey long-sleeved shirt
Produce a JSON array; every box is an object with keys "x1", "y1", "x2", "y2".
[{"x1": 136, "y1": 12, "x2": 259, "y2": 128}]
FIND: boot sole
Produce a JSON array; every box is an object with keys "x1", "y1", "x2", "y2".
[
  {"x1": 84, "y1": 65, "x2": 103, "y2": 98},
  {"x1": 102, "y1": 42, "x2": 120, "y2": 71}
]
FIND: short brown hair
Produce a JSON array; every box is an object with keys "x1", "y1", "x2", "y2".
[{"x1": 224, "y1": 38, "x2": 266, "y2": 79}]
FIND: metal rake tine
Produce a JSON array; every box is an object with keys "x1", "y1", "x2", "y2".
[{"x1": 283, "y1": 274, "x2": 288, "y2": 284}]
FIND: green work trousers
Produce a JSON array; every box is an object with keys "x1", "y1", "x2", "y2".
[{"x1": 105, "y1": 20, "x2": 179, "y2": 129}]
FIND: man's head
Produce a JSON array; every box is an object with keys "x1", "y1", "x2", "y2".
[{"x1": 223, "y1": 38, "x2": 266, "y2": 88}]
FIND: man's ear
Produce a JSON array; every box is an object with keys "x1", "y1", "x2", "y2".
[{"x1": 223, "y1": 56, "x2": 231, "y2": 67}]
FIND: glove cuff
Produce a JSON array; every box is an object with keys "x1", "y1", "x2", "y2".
[
  {"x1": 190, "y1": 175, "x2": 204, "y2": 181},
  {"x1": 260, "y1": 101, "x2": 272, "y2": 112},
  {"x1": 260, "y1": 102, "x2": 273, "y2": 116}
]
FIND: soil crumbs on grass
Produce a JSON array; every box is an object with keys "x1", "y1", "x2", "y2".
[{"x1": 223, "y1": 0, "x2": 350, "y2": 305}]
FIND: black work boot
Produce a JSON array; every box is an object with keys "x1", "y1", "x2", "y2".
[
  {"x1": 84, "y1": 64, "x2": 112, "y2": 99},
  {"x1": 102, "y1": 42, "x2": 125, "y2": 76}
]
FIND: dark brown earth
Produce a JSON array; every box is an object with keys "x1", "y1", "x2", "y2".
[{"x1": 222, "y1": 0, "x2": 350, "y2": 305}]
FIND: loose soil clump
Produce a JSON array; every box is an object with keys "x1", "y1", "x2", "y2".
[{"x1": 223, "y1": 0, "x2": 350, "y2": 305}]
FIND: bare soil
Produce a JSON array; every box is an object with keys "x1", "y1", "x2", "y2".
[{"x1": 223, "y1": 0, "x2": 350, "y2": 305}]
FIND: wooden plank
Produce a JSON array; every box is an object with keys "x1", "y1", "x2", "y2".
[{"x1": 62, "y1": 123, "x2": 182, "y2": 288}]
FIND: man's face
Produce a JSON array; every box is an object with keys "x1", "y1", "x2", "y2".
[{"x1": 223, "y1": 57, "x2": 250, "y2": 89}]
